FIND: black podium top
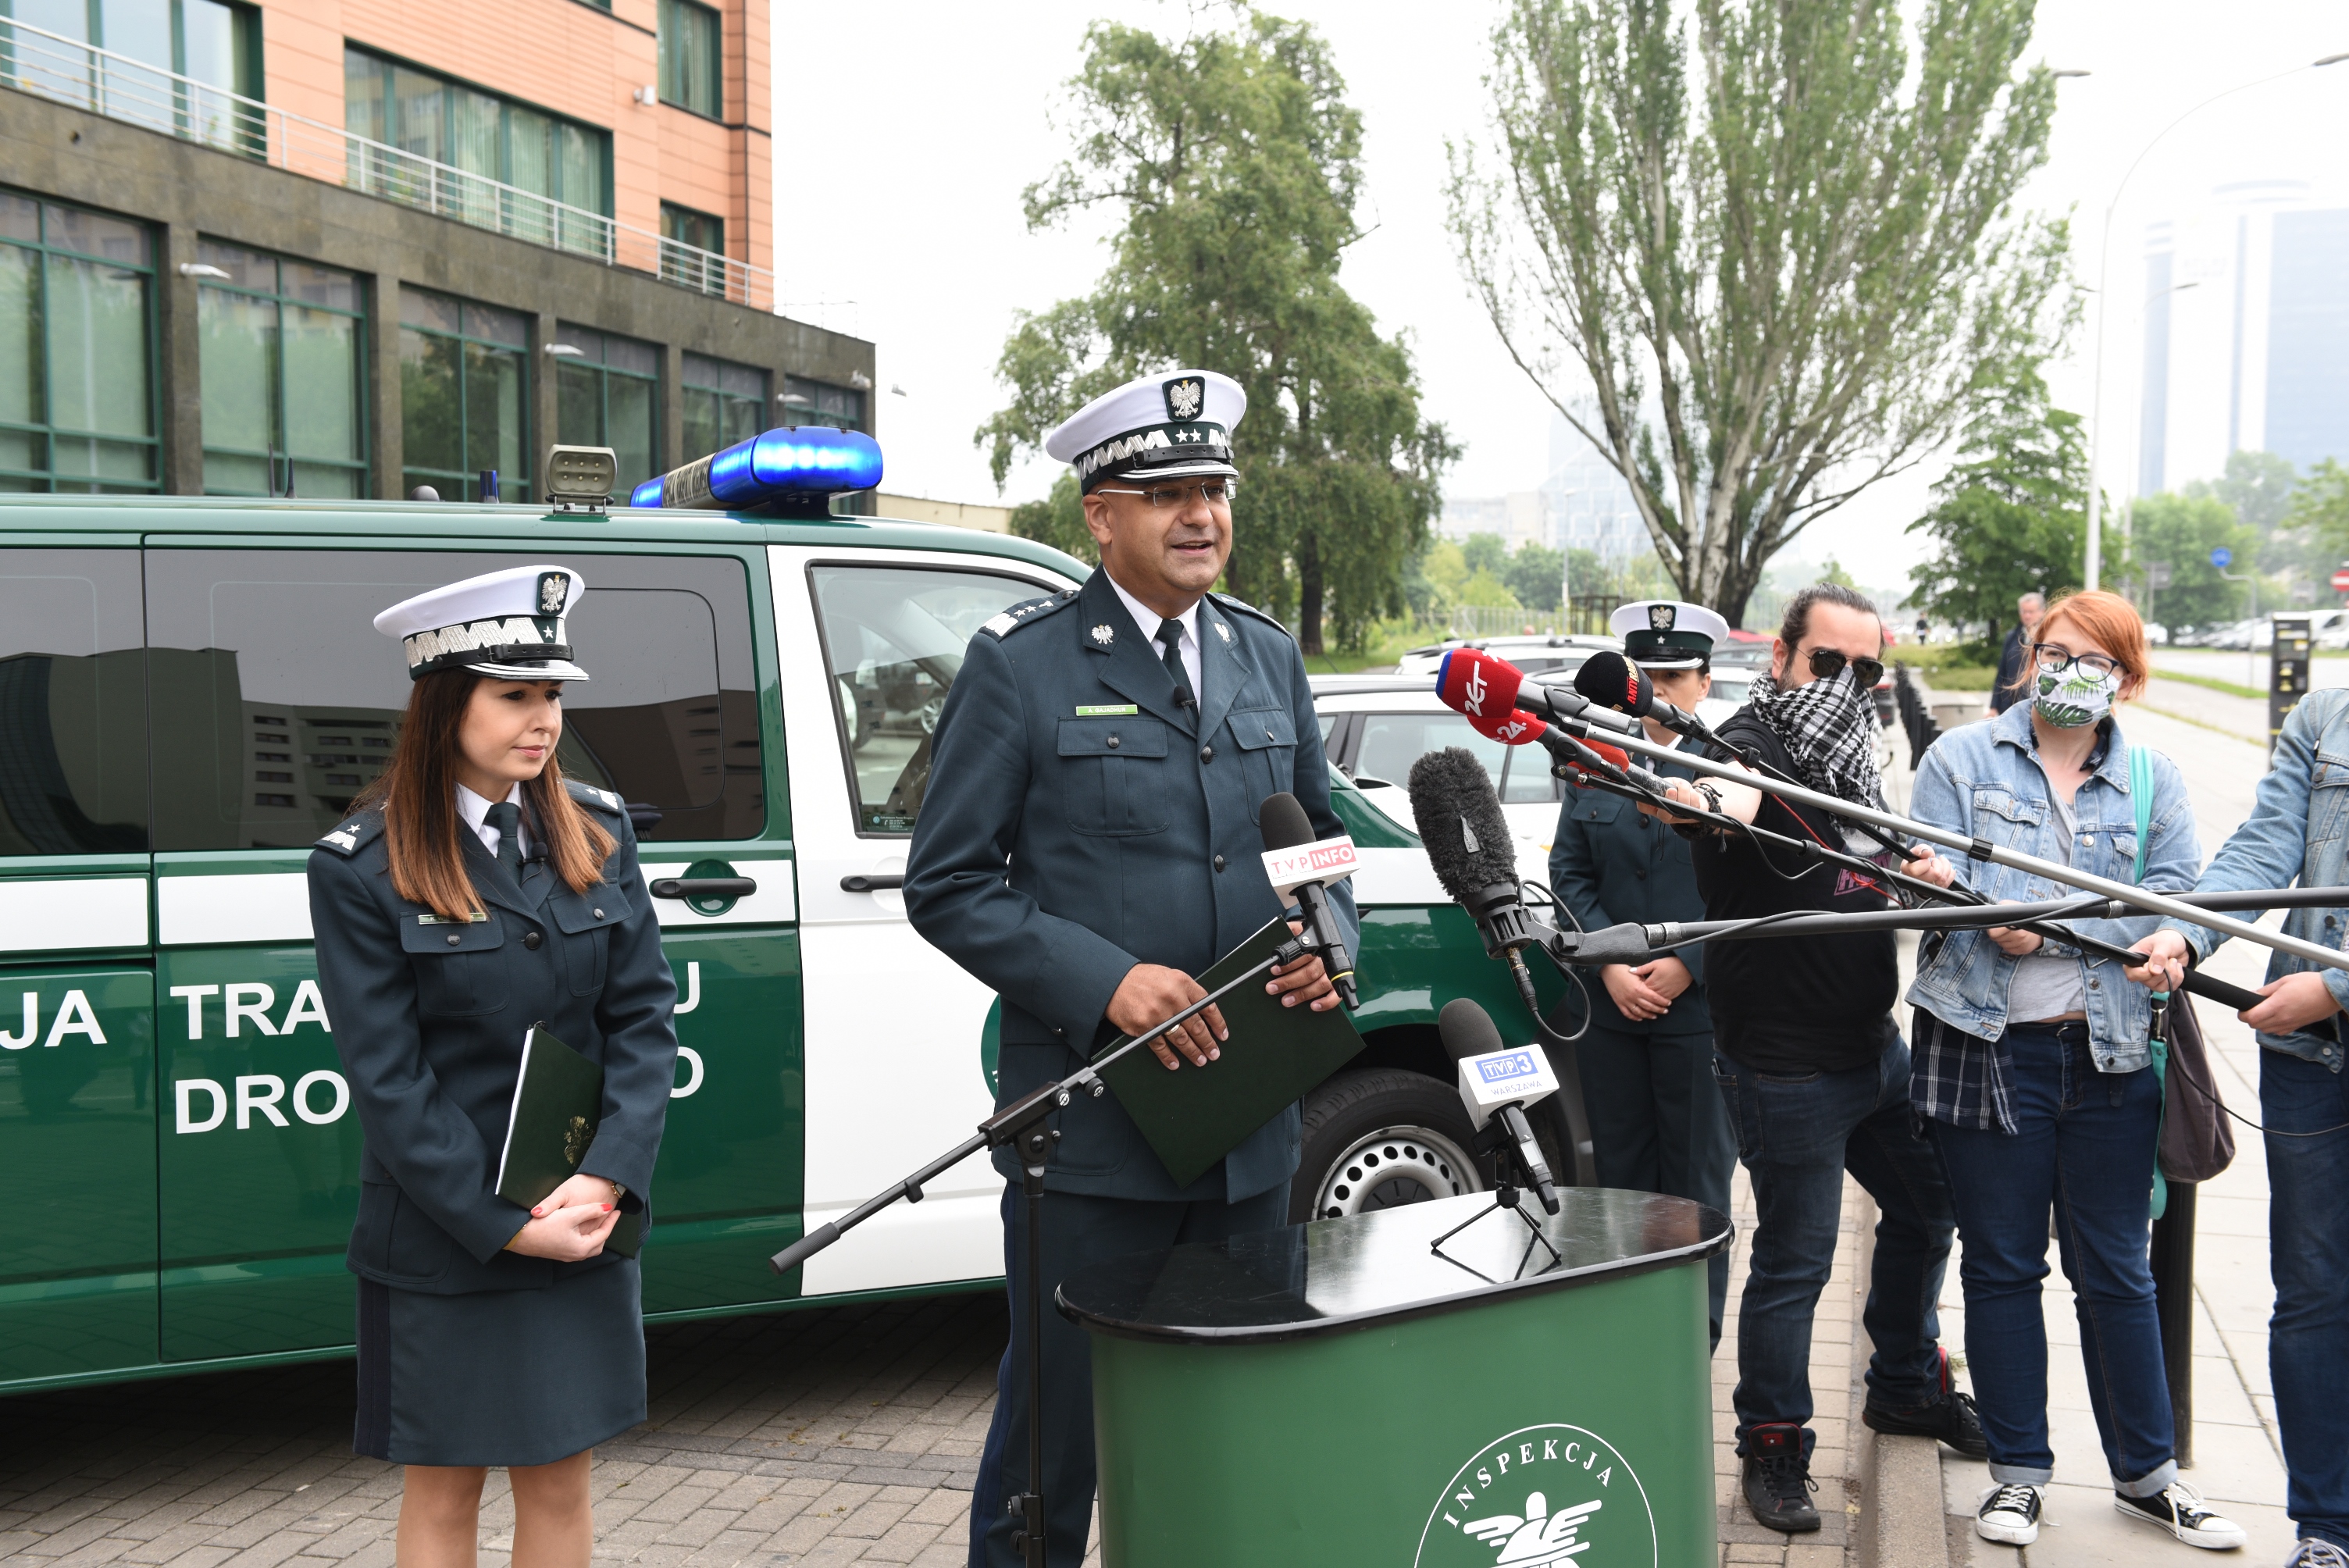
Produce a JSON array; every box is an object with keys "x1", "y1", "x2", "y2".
[{"x1": 1057, "y1": 1188, "x2": 1731, "y2": 1345}]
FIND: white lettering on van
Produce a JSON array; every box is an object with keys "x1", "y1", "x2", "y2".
[
  {"x1": 169, "y1": 984, "x2": 218, "y2": 1039},
  {"x1": 44, "y1": 989, "x2": 105, "y2": 1048},
  {"x1": 672, "y1": 1046, "x2": 704, "y2": 1098},
  {"x1": 236, "y1": 1074, "x2": 289, "y2": 1128},
  {"x1": 673, "y1": 960, "x2": 701, "y2": 1015},
  {"x1": 0, "y1": 992, "x2": 33, "y2": 1049},
  {"x1": 225, "y1": 984, "x2": 278, "y2": 1037},
  {"x1": 177, "y1": 1078, "x2": 226, "y2": 1133},
  {"x1": 294, "y1": 1070, "x2": 349, "y2": 1124},
  {"x1": 280, "y1": 980, "x2": 331, "y2": 1033}
]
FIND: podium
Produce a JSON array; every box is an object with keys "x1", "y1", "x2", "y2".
[{"x1": 1057, "y1": 1188, "x2": 1731, "y2": 1568}]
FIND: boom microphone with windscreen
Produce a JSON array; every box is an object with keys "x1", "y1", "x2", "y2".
[{"x1": 1406, "y1": 747, "x2": 1531, "y2": 957}]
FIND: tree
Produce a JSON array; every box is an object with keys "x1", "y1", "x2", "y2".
[
  {"x1": 978, "y1": 9, "x2": 1457, "y2": 654},
  {"x1": 1449, "y1": 0, "x2": 2072, "y2": 625},
  {"x1": 2186, "y1": 449, "x2": 2305, "y2": 583},
  {"x1": 1009, "y1": 472, "x2": 1096, "y2": 565},
  {"x1": 2133, "y1": 493, "x2": 2258, "y2": 633},
  {"x1": 1461, "y1": 533, "x2": 1510, "y2": 579},
  {"x1": 1505, "y1": 541, "x2": 1566, "y2": 611},
  {"x1": 1903, "y1": 365, "x2": 2094, "y2": 643}
]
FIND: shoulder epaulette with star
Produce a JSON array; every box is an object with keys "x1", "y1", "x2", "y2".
[
  {"x1": 565, "y1": 780, "x2": 626, "y2": 817},
  {"x1": 314, "y1": 809, "x2": 386, "y2": 857},
  {"x1": 980, "y1": 588, "x2": 1081, "y2": 640},
  {"x1": 1209, "y1": 591, "x2": 1292, "y2": 637}
]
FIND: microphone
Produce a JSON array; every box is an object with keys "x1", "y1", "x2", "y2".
[
  {"x1": 1439, "y1": 998, "x2": 1560, "y2": 1215},
  {"x1": 1405, "y1": 747, "x2": 1541, "y2": 959},
  {"x1": 1257, "y1": 792, "x2": 1359, "y2": 1010},
  {"x1": 1573, "y1": 650, "x2": 1713, "y2": 741},
  {"x1": 1438, "y1": 646, "x2": 1642, "y2": 737}
]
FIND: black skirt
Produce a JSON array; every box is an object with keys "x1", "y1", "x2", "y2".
[{"x1": 355, "y1": 1258, "x2": 645, "y2": 1466}]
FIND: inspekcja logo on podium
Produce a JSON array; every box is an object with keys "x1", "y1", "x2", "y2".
[{"x1": 1415, "y1": 1424, "x2": 1657, "y2": 1568}]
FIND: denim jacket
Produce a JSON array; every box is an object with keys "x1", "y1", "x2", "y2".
[
  {"x1": 1905, "y1": 703, "x2": 2202, "y2": 1072},
  {"x1": 2162, "y1": 686, "x2": 2349, "y2": 1072}
]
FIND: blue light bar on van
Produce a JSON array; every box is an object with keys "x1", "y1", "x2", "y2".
[{"x1": 632, "y1": 426, "x2": 884, "y2": 512}]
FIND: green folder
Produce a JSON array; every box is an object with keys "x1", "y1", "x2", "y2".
[
  {"x1": 494, "y1": 1022, "x2": 644, "y2": 1258},
  {"x1": 1092, "y1": 916, "x2": 1367, "y2": 1187}
]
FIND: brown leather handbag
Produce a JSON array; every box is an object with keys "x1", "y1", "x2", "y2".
[{"x1": 2154, "y1": 992, "x2": 2237, "y2": 1185}]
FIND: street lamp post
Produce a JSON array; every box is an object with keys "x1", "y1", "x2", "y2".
[{"x1": 2079, "y1": 53, "x2": 2349, "y2": 592}]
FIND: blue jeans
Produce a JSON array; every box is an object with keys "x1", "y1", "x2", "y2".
[
  {"x1": 1715, "y1": 1032, "x2": 1955, "y2": 1450},
  {"x1": 1930, "y1": 1021, "x2": 2175, "y2": 1494},
  {"x1": 2265, "y1": 1046, "x2": 2349, "y2": 1549}
]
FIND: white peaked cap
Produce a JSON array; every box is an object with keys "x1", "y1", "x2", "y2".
[
  {"x1": 1043, "y1": 369, "x2": 1246, "y2": 493},
  {"x1": 373, "y1": 564, "x2": 591, "y2": 682}
]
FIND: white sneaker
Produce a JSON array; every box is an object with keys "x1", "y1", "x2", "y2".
[
  {"x1": 2114, "y1": 1481, "x2": 2249, "y2": 1551},
  {"x1": 1977, "y1": 1482, "x2": 2044, "y2": 1546},
  {"x1": 2285, "y1": 1539, "x2": 2349, "y2": 1568}
]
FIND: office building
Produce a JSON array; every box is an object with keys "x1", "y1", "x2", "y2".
[{"x1": 0, "y1": 0, "x2": 871, "y2": 504}]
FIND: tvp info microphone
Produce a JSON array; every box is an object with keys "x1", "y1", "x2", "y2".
[
  {"x1": 1439, "y1": 998, "x2": 1560, "y2": 1214},
  {"x1": 1257, "y1": 792, "x2": 1359, "y2": 1010},
  {"x1": 1573, "y1": 649, "x2": 1712, "y2": 742}
]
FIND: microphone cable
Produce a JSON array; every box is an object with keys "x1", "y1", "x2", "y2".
[{"x1": 1518, "y1": 877, "x2": 1595, "y2": 1048}]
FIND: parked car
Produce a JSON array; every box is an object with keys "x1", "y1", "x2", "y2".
[
  {"x1": 1392, "y1": 633, "x2": 1620, "y2": 680},
  {"x1": 0, "y1": 472, "x2": 1570, "y2": 1395}
]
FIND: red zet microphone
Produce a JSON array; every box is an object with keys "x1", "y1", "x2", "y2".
[{"x1": 1437, "y1": 648, "x2": 1524, "y2": 731}]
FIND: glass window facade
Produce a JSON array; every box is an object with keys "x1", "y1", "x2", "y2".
[
  {"x1": 553, "y1": 324, "x2": 659, "y2": 497},
  {"x1": 0, "y1": 190, "x2": 157, "y2": 493},
  {"x1": 659, "y1": 201, "x2": 728, "y2": 295},
  {"x1": 344, "y1": 48, "x2": 611, "y2": 255},
  {"x1": 11, "y1": 0, "x2": 258, "y2": 149},
  {"x1": 782, "y1": 374, "x2": 866, "y2": 433},
  {"x1": 398, "y1": 286, "x2": 529, "y2": 502},
  {"x1": 145, "y1": 549, "x2": 764, "y2": 849},
  {"x1": 195, "y1": 241, "x2": 365, "y2": 499},
  {"x1": 658, "y1": 0, "x2": 722, "y2": 119},
  {"x1": 680, "y1": 351, "x2": 767, "y2": 462}
]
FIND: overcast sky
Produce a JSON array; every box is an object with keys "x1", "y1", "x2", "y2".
[{"x1": 780, "y1": 1, "x2": 2349, "y2": 582}]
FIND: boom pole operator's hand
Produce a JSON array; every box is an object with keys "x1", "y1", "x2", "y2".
[{"x1": 2124, "y1": 929, "x2": 2191, "y2": 992}]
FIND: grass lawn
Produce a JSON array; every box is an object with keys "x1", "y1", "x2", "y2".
[
  {"x1": 1893, "y1": 648, "x2": 1998, "y2": 690},
  {"x1": 2150, "y1": 668, "x2": 2265, "y2": 701},
  {"x1": 1303, "y1": 623, "x2": 1443, "y2": 675}
]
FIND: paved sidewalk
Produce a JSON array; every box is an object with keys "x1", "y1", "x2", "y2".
[{"x1": 1935, "y1": 703, "x2": 2298, "y2": 1564}]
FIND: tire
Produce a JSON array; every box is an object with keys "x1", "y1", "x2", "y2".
[{"x1": 1290, "y1": 1068, "x2": 1485, "y2": 1224}]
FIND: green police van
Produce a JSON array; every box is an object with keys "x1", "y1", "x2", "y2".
[{"x1": 0, "y1": 480, "x2": 1571, "y2": 1394}]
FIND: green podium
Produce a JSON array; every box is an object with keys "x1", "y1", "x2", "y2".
[{"x1": 1057, "y1": 1188, "x2": 1731, "y2": 1568}]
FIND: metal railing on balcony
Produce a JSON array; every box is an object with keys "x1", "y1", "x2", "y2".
[{"x1": 0, "y1": 18, "x2": 773, "y2": 310}]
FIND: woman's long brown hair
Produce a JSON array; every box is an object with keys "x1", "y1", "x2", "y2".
[{"x1": 358, "y1": 671, "x2": 616, "y2": 922}]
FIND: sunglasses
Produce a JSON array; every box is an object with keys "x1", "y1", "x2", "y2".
[{"x1": 1802, "y1": 647, "x2": 1884, "y2": 689}]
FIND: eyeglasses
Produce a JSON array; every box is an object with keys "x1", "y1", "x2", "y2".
[
  {"x1": 2032, "y1": 643, "x2": 2119, "y2": 680},
  {"x1": 1093, "y1": 478, "x2": 1238, "y2": 509},
  {"x1": 1804, "y1": 647, "x2": 1884, "y2": 689}
]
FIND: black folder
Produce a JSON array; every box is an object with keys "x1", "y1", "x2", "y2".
[
  {"x1": 1092, "y1": 916, "x2": 1367, "y2": 1187},
  {"x1": 494, "y1": 1022, "x2": 643, "y2": 1258}
]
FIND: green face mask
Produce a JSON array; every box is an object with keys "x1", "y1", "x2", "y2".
[{"x1": 2034, "y1": 663, "x2": 2119, "y2": 729}]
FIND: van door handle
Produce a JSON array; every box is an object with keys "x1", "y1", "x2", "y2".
[
  {"x1": 651, "y1": 877, "x2": 758, "y2": 899},
  {"x1": 839, "y1": 874, "x2": 904, "y2": 893}
]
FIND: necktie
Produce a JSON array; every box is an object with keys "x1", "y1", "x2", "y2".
[
  {"x1": 483, "y1": 800, "x2": 524, "y2": 875},
  {"x1": 1156, "y1": 618, "x2": 1195, "y2": 709}
]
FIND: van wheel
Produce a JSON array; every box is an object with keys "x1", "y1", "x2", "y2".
[{"x1": 1291, "y1": 1068, "x2": 1485, "y2": 1224}]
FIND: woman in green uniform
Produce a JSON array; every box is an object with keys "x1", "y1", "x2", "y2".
[
  {"x1": 308, "y1": 564, "x2": 678, "y2": 1567},
  {"x1": 1549, "y1": 600, "x2": 1738, "y2": 1348}
]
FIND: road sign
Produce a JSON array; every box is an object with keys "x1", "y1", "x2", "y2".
[
  {"x1": 2148, "y1": 561, "x2": 2173, "y2": 591},
  {"x1": 2210, "y1": 546, "x2": 2233, "y2": 568},
  {"x1": 2331, "y1": 568, "x2": 2349, "y2": 593}
]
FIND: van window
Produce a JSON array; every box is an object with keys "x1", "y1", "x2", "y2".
[
  {"x1": 146, "y1": 550, "x2": 765, "y2": 849},
  {"x1": 1354, "y1": 711, "x2": 1560, "y2": 804},
  {"x1": 809, "y1": 565, "x2": 1061, "y2": 835},
  {"x1": 0, "y1": 548, "x2": 147, "y2": 854}
]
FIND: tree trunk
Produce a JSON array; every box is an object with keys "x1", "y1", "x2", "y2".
[{"x1": 1298, "y1": 532, "x2": 1325, "y2": 656}]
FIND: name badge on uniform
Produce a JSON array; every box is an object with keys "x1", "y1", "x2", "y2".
[
  {"x1": 417, "y1": 911, "x2": 491, "y2": 925},
  {"x1": 1075, "y1": 704, "x2": 1139, "y2": 716}
]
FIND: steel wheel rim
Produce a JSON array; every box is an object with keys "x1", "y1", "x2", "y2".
[{"x1": 1311, "y1": 1124, "x2": 1481, "y2": 1221}]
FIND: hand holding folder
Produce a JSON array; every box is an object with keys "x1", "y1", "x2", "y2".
[{"x1": 497, "y1": 1022, "x2": 644, "y2": 1259}]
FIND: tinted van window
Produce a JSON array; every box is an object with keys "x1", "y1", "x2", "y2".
[
  {"x1": 0, "y1": 548, "x2": 146, "y2": 854},
  {"x1": 146, "y1": 550, "x2": 763, "y2": 849},
  {"x1": 810, "y1": 565, "x2": 1060, "y2": 835}
]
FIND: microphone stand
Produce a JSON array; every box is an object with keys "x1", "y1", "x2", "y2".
[
  {"x1": 765, "y1": 935, "x2": 1329, "y2": 1568},
  {"x1": 1535, "y1": 708, "x2": 2349, "y2": 975}
]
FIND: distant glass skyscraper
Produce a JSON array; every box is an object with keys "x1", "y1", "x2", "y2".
[
  {"x1": 2138, "y1": 245, "x2": 2173, "y2": 498},
  {"x1": 2264, "y1": 208, "x2": 2349, "y2": 474}
]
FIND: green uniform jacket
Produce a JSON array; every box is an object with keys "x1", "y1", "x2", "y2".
[
  {"x1": 1547, "y1": 740, "x2": 1712, "y2": 1038},
  {"x1": 904, "y1": 569, "x2": 1357, "y2": 1203},
  {"x1": 308, "y1": 782, "x2": 679, "y2": 1294}
]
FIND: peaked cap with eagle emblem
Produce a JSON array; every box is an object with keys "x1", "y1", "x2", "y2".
[
  {"x1": 1043, "y1": 369, "x2": 1246, "y2": 494},
  {"x1": 373, "y1": 563, "x2": 592, "y2": 682},
  {"x1": 1608, "y1": 598, "x2": 1731, "y2": 669}
]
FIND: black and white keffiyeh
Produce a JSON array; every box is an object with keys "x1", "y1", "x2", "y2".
[{"x1": 1747, "y1": 668, "x2": 1887, "y2": 812}]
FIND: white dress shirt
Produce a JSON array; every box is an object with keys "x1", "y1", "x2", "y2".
[
  {"x1": 454, "y1": 782, "x2": 529, "y2": 861},
  {"x1": 1107, "y1": 575, "x2": 1203, "y2": 704}
]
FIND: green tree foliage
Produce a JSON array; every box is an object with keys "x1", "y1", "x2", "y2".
[
  {"x1": 2185, "y1": 449, "x2": 2304, "y2": 579},
  {"x1": 1461, "y1": 533, "x2": 1510, "y2": 578},
  {"x1": 1903, "y1": 368, "x2": 2097, "y2": 640},
  {"x1": 1010, "y1": 472, "x2": 1096, "y2": 565},
  {"x1": 2133, "y1": 493, "x2": 2259, "y2": 633},
  {"x1": 1505, "y1": 541, "x2": 1565, "y2": 611},
  {"x1": 2280, "y1": 458, "x2": 2349, "y2": 564},
  {"x1": 978, "y1": 9, "x2": 1456, "y2": 654},
  {"x1": 1450, "y1": 0, "x2": 2071, "y2": 625}
]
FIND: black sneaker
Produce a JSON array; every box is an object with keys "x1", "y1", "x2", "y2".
[
  {"x1": 1741, "y1": 1421, "x2": 1820, "y2": 1533},
  {"x1": 1862, "y1": 1349, "x2": 1990, "y2": 1458},
  {"x1": 1975, "y1": 1482, "x2": 2044, "y2": 1546},
  {"x1": 2113, "y1": 1483, "x2": 2248, "y2": 1551}
]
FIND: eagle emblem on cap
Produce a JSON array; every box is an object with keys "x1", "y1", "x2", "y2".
[
  {"x1": 1649, "y1": 604, "x2": 1675, "y2": 632},
  {"x1": 537, "y1": 572, "x2": 569, "y2": 616},
  {"x1": 1091, "y1": 624, "x2": 1115, "y2": 645},
  {"x1": 1163, "y1": 376, "x2": 1205, "y2": 421}
]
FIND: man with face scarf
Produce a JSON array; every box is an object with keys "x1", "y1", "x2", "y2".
[{"x1": 1644, "y1": 583, "x2": 1986, "y2": 1533}]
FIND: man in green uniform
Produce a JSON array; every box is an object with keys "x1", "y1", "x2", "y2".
[
  {"x1": 1549, "y1": 599, "x2": 1736, "y2": 1348},
  {"x1": 904, "y1": 369, "x2": 1356, "y2": 1568}
]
